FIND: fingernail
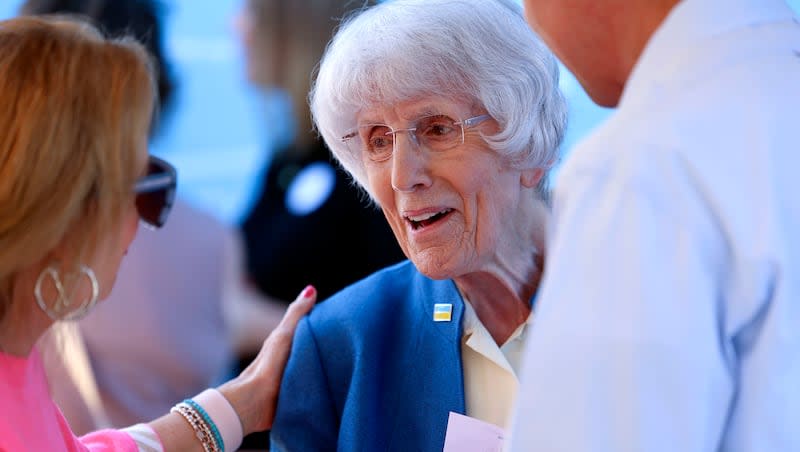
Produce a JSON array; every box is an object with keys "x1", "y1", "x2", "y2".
[{"x1": 302, "y1": 285, "x2": 316, "y2": 298}]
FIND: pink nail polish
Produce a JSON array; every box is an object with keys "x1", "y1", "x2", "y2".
[{"x1": 303, "y1": 285, "x2": 316, "y2": 298}]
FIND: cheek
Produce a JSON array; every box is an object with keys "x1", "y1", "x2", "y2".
[
  {"x1": 457, "y1": 162, "x2": 499, "y2": 209},
  {"x1": 472, "y1": 171, "x2": 520, "y2": 238},
  {"x1": 91, "y1": 203, "x2": 139, "y2": 300},
  {"x1": 366, "y1": 165, "x2": 409, "y2": 246},
  {"x1": 121, "y1": 201, "x2": 140, "y2": 251},
  {"x1": 365, "y1": 163, "x2": 392, "y2": 208}
]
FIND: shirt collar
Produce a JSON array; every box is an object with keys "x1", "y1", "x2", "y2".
[
  {"x1": 620, "y1": 0, "x2": 797, "y2": 107},
  {"x1": 460, "y1": 295, "x2": 534, "y2": 373}
]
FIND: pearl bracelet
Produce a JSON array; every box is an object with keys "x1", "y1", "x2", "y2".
[
  {"x1": 170, "y1": 402, "x2": 221, "y2": 452},
  {"x1": 171, "y1": 388, "x2": 243, "y2": 452}
]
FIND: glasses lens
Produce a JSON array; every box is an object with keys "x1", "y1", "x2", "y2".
[
  {"x1": 136, "y1": 188, "x2": 167, "y2": 228},
  {"x1": 135, "y1": 157, "x2": 176, "y2": 228},
  {"x1": 362, "y1": 125, "x2": 394, "y2": 161},
  {"x1": 344, "y1": 115, "x2": 464, "y2": 161},
  {"x1": 415, "y1": 115, "x2": 461, "y2": 151}
]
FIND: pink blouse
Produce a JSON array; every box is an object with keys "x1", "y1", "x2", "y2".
[{"x1": 0, "y1": 347, "x2": 137, "y2": 451}]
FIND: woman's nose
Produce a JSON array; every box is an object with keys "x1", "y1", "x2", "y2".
[{"x1": 390, "y1": 133, "x2": 432, "y2": 192}]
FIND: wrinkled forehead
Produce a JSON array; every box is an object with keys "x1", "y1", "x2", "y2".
[{"x1": 354, "y1": 95, "x2": 480, "y2": 126}]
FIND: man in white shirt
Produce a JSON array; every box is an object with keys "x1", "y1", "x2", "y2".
[{"x1": 510, "y1": 0, "x2": 800, "y2": 450}]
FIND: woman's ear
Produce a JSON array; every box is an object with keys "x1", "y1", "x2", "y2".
[{"x1": 521, "y1": 167, "x2": 545, "y2": 188}]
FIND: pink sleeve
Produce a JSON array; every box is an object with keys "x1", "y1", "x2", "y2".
[
  {"x1": 77, "y1": 430, "x2": 139, "y2": 452},
  {"x1": 56, "y1": 408, "x2": 140, "y2": 452}
]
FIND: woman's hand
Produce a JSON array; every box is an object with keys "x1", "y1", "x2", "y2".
[{"x1": 218, "y1": 285, "x2": 316, "y2": 434}]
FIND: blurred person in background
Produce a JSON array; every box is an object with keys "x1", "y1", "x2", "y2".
[
  {"x1": 0, "y1": 15, "x2": 314, "y2": 451},
  {"x1": 234, "y1": 0, "x2": 405, "y2": 317},
  {"x1": 234, "y1": 1, "x2": 405, "y2": 446},
  {"x1": 21, "y1": 0, "x2": 288, "y2": 434}
]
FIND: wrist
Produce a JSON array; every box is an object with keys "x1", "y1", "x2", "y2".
[
  {"x1": 192, "y1": 388, "x2": 244, "y2": 451},
  {"x1": 217, "y1": 379, "x2": 259, "y2": 435}
]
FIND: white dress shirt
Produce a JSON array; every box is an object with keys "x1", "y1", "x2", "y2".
[
  {"x1": 510, "y1": 0, "x2": 800, "y2": 451},
  {"x1": 461, "y1": 300, "x2": 532, "y2": 428}
]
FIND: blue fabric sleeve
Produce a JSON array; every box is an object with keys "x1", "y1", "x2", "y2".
[{"x1": 270, "y1": 316, "x2": 338, "y2": 452}]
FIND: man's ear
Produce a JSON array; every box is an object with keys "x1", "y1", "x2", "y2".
[{"x1": 521, "y1": 167, "x2": 545, "y2": 188}]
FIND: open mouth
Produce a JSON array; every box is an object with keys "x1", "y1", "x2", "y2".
[{"x1": 405, "y1": 208, "x2": 454, "y2": 230}]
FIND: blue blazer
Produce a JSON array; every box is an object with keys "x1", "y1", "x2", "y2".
[{"x1": 271, "y1": 261, "x2": 467, "y2": 451}]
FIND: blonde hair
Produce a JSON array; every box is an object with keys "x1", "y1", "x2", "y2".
[
  {"x1": 246, "y1": 0, "x2": 371, "y2": 143},
  {"x1": 0, "y1": 16, "x2": 155, "y2": 318}
]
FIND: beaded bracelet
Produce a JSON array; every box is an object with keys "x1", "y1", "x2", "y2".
[
  {"x1": 170, "y1": 402, "x2": 221, "y2": 452},
  {"x1": 172, "y1": 402, "x2": 220, "y2": 452},
  {"x1": 192, "y1": 389, "x2": 243, "y2": 452},
  {"x1": 185, "y1": 399, "x2": 225, "y2": 451}
]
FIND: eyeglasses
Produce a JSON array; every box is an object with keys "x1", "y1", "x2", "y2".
[
  {"x1": 341, "y1": 114, "x2": 491, "y2": 162},
  {"x1": 133, "y1": 155, "x2": 177, "y2": 229}
]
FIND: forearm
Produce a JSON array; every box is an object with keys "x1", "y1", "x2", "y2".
[{"x1": 148, "y1": 413, "x2": 205, "y2": 452}]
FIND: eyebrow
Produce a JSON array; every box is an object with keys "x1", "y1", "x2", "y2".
[
  {"x1": 357, "y1": 106, "x2": 447, "y2": 126},
  {"x1": 411, "y1": 106, "x2": 442, "y2": 117}
]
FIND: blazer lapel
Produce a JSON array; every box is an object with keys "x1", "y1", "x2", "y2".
[{"x1": 386, "y1": 274, "x2": 466, "y2": 451}]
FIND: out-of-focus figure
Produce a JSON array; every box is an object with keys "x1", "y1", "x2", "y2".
[
  {"x1": 233, "y1": 1, "x2": 405, "y2": 447},
  {"x1": 22, "y1": 0, "x2": 287, "y2": 433},
  {"x1": 235, "y1": 0, "x2": 405, "y2": 309}
]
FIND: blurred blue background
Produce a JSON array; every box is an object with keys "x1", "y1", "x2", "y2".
[{"x1": 2, "y1": 0, "x2": 798, "y2": 224}]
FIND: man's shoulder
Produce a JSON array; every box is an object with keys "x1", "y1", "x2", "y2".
[
  {"x1": 557, "y1": 113, "x2": 647, "y2": 180},
  {"x1": 555, "y1": 109, "x2": 698, "y2": 211}
]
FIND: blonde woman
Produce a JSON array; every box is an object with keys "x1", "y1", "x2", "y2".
[{"x1": 0, "y1": 17, "x2": 313, "y2": 452}]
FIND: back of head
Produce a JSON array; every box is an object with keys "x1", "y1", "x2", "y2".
[
  {"x1": 311, "y1": 0, "x2": 567, "y2": 196},
  {"x1": 20, "y1": 0, "x2": 175, "y2": 122},
  {"x1": 0, "y1": 16, "x2": 155, "y2": 316},
  {"x1": 245, "y1": 0, "x2": 374, "y2": 140}
]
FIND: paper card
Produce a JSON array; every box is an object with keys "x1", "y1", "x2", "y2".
[{"x1": 443, "y1": 411, "x2": 505, "y2": 452}]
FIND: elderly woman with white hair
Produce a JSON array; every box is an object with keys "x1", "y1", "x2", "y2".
[{"x1": 271, "y1": 0, "x2": 566, "y2": 450}]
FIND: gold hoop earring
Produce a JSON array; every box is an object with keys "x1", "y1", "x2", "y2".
[{"x1": 34, "y1": 265, "x2": 99, "y2": 321}]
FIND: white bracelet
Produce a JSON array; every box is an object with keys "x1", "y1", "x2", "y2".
[{"x1": 193, "y1": 388, "x2": 244, "y2": 452}]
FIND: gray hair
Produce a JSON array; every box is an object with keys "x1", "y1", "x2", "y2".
[{"x1": 310, "y1": 0, "x2": 567, "y2": 200}]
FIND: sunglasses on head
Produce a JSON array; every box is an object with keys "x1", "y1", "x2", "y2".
[{"x1": 133, "y1": 155, "x2": 177, "y2": 229}]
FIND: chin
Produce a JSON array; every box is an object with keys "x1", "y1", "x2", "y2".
[
  {"x1": 410, "y1": 253, "x2": 460, "y2": 281},
  {"x1": 585, "y1": 81, "x2": 624, "y2": 108}
]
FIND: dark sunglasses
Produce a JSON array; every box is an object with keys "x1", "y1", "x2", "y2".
[{"x1": 133, "y1": 155, "x2": 177, "y2": 229}]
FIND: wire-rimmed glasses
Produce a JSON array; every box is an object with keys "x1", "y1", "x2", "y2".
[{"x1": 341, "y1": 114, "x2": 491, "y2": 162}]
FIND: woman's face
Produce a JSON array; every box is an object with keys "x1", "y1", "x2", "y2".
[
  {"x1": 90, "y1": 147, "x2": 146, "y2": 300},
  {"x1": 358, "y1": 97, "x2": 540, "y2": 280}
]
